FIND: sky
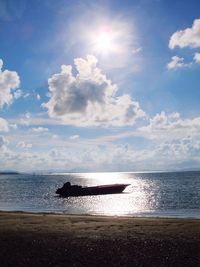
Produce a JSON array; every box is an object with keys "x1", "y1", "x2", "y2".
[{"x1": 0, "y1": 0, "x2": 200, "y2": 172}]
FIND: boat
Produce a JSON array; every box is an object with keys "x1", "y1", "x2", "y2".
[{"x1": 56, "y1": 182, "x2": 130, "y2": 197}]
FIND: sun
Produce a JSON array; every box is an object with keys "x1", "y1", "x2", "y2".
[
  {"x1": 92, "y1": 27, "x2": 115, "y2": 53},
  {"x1": 88, "y1": 21, "x2": 131, "y2": 56},
  {"x1": 95, "y1": 30, "x2": 113, "y2": 51}
]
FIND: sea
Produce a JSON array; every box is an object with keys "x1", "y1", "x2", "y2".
[{"x1": 0, "y1": 171, "x2": 200, "y2": 218}]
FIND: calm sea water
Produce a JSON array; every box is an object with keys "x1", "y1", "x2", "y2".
[{"x1": 0, "y1": 171, "x2": 200, "y2": 218}]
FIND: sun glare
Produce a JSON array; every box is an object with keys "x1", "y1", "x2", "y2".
[
  {"x1": 95, "y1": 30, "x2": 113, "y2": 51},
  {"x1": 87, "y1": 20, "x2": 132, "y2": 60},
  {"x1": 92, "y1": 27, "x2": 115, "y2": 53}
]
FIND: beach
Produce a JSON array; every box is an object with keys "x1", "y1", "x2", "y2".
[{"x1": 0, "y1": 212, "x2": 199, "y2": 267}]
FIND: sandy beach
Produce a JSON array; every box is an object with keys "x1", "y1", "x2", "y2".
[{"x1": 0, "y1": 211, "x2": 199, "y2": 267}]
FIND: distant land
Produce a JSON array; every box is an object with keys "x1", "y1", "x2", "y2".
[
  {"x1": 1, "y1": 168, "x2": 200, "y2": 175},
  {"x1": 0, "y1": 171, "x2": 20, "y2": 175}
]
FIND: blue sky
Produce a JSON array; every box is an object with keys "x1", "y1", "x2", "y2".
[{"x1": 0, "y1": 0, "x2": 200, "y2": 172}]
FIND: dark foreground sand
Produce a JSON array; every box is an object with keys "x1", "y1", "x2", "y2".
[{"x1": 0, "y1": 212, "x2": 200, "y2": 267}]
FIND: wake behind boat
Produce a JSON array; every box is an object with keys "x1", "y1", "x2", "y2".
[{"x1": 56, "y1": 182, "x2": 130, "y2": 197}]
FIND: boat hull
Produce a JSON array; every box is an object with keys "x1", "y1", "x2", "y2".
[{"x1": 56, "y1": 184, "x2": 130, "y2": 197}]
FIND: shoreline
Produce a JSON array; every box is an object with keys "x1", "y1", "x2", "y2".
[
  {"x1": 1, "y1": 209, "x2": 200, "y2": 220},
  {"x1": 0, "y1": 211, "x2": 200, "y2": 266}
]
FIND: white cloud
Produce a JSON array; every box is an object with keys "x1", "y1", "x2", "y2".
[
  {"x1": 0, "y1": 135, "x2": 9, "y2": 155},
  {"x1": 36, "y1": 94, "x2": 41, "y2": 100},
  {"x1": 58, "y1": 6, "x2": 140, "y2": 71},
  {"x1": 19, "y1": 119, "x2": 29, "y2": 126},
  {"x1": 150, "y1": 136, "x2": 200, "y2": 171},
  {"x1": 139, "y1": 111, "x2": 200, "y2": 140},
  {"x1": 0, "y1": 59, "x2": 3, "y2": 69},
  {"x1": 19, "y1": 112, "x2": 31, "y2": 126},
  {"x1": 69, "y1": 135, "x2": 80, "y2": 140},
  {"x1": 167, "y1": 56, "x2": 191, "y2": 70},
  {"x1": 16, "y1": 141, "x2": 32, "y2": 149},
  {"x1": 0, "y1": 135, "x2": 8, "y2": 147},
  {"x1": 9, "y1": 123, "x2": 17, "y2": 130},
  {"x1": 169, "y1": 19, "x2": 200, "y2": 49},
  {"x1": 0, "y1": 117, "x2": 9, "y2": 132},
  {"x1": 0, "y1": 58, "x2": 20, "y2": 108},
  {"x1": 25, "y1": 112, "x2": 31, "y2": 119},
  {"x1": 23, "y1": 93, "x2": 30, "y2": 98},
  {"x1": 194, "y1": 52, "x2": 200, "y2": 63},
  {"x1": 132, "y1": 47, "x2": 142, "y2": 54},
  {"x1": 1, "y1": 126, "x2": 200, "y2": 171},
  {"x1": 32, "y1": 127, "x2": 49, "y2": 132},
  {"x1": 44, "y1": 55, "x2": 145, "y2": 127},
  {"x1": 13, "y1": 89, "x2": 22, "y2": 99}
]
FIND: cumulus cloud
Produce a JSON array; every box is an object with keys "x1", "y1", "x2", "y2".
[
  {"x1": 19, "y1": 112, "x2": 31, "y2": 126},
  {"x1": 0, "y1": 135, "x2": 9, "y2": 154},
  {"x1": 157, "y1": 137, "x2": 200, "y2": 158},
  {"x1": 16, "y1": 141, "x2": 32, "y2": 149},
  {"x1": 52, "y1": 134, "x2": 58, "y2": 139},
  {"x1": 69, "y1": 135, "x2": 80, "y2": 140},
  {"x1": 169, "y1": 19, "x2": 200, "y2": 49},
  {"x1": 167, "y1": 56, "x2": 191, "y2": 70},
  {"x1": 32, "y1": 127, "x2": 49, "y2": 132},
  {"x1": 0, "y1": 117, "x2": 9, "y2": 132},
  {"x1": 194, "y1": 52, "x2": 200, "y2": 63},
  {"x1": 0, "y1": 58, "x2": 20, "y2": 108},
  {"x1": 1, "y1": 128, "x2": 200, "y2": 171},
  {"x1": 9, "y1": 123, "x2": 17, "y2": 130},
  {"x1": 139, "y1": 111, "x2": 200, "y2": 140},
  {"x1": 44, "y1": 55, "x2": 145, "y2": 127},
  {"x1": 0, "y1": 135, "x2": 8, "y2": 147},
  {"x1": 25, "y1": 112, "x2": 31, "y2": 119}
]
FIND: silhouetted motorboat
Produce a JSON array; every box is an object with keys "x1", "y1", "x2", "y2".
[{"x1": 56, "y1": 182, "x2": 130, "y2": 197}]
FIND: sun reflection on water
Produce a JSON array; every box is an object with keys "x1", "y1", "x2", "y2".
[
  {"x1": 79, "y1": 172, "x2": 131, "y2": 185},
  {"x1": 1, "y1": 172, "x2": 199, "y2": 217},
  {"x1": 63, "y1": 172, "x2": 156, "y2": 216}
]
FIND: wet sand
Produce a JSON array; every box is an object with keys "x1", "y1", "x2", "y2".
[{"x1": 0, "y1": 211, "x2": 200, "y2": 267}]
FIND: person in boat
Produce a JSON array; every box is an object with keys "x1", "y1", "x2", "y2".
[
  {"x1": 62, "y1": 182, "x2": 82, "y2": 191},
  {"x1": 63, "y1": 182, "x2": 71, "y2": 189}
]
